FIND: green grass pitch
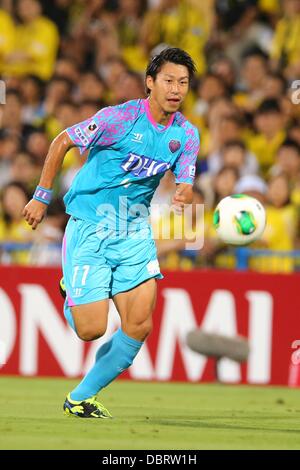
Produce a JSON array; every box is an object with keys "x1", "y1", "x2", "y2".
[{"x1": 0, "y1": 376, "x2": 300, "y2": 450}]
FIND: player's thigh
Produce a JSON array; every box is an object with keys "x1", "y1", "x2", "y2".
[
  {"x1": 62, "y1": 217, "x2": 112, "y2": 340},
  {"x1": 110, "y1": 227, "x2": 162, "y2": 300},
  {"x1": 71, "y1": 299, "x2": 109, "y2": 341},
  {"x1": 62, "y1": 217, "x2": 112, "y2": 304},
  {"x1": 113, "y1": 278, "x2": 157, "y2": 339},
  {"x1": 65, "y1": 262, "x2": 112, "y2": 340}
]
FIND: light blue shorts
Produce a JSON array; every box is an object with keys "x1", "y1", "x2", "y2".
[{"x1": 62, "y1": 216, "x2": 163, "y2": 307}]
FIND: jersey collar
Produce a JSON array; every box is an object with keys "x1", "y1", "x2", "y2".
[{"x1": 143, "y1": 98, "x2": 175, "y2": 132}]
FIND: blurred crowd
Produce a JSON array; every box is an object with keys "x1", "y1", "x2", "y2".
[{"x1": 1, "y1": 0, "x2": 300, "y2": 272}]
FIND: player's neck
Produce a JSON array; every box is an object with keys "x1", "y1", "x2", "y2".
[{"x1": 148, "y1": 97, "x2": 173, "y2": 126}]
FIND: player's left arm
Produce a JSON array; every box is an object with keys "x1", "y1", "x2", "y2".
[{"x1": 171, "y1": 125, "x2": 200, "y2": 212}]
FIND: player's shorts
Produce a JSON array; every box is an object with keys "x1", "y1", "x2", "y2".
[{"x1": 62, "y1": 216, "x2": 163, "y2": 308}]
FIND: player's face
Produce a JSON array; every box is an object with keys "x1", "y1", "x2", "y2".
[{"x1": 147, "y1": 62, "x2": 190, "y2": 113}]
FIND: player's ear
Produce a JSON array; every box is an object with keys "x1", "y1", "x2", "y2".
[{"x1": 146, "y1": 75, "x2": 154, "y2": 92}]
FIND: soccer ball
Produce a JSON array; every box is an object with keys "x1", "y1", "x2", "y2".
[{"x1": 213, "y1": 194, "x2": 266, "y2": 245}]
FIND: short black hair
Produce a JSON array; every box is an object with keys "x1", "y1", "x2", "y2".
[
  {"x1": 56, "y1": 99, "x2": 76, "y2": 109},
  {"x1": 1, "y1": 181, "x2": 32, "y2": 225},
  {"x1": 242, "y1": 45, "x2": 269, "y2": 62},
  {"x1": 220, "y1": 113, "x2": 245, "y2": 128},
  {"x1": 255, "y1": 99, "x2": 281, "y2": 116},
  {"x1": 278, "y1": 139, "x2": 300, "y2": 155},
  {"x1": 6, "y1": 89, "x2": 23, "y2": 103},
  {"x1": 145, "y1": 48, "x2": 196, "y2": 94},
  {"x1": 266, "y1": 72, "x2": 287, "y2": 93},
  {"x1": 222, "y1": 140, "x2": 246, "y2": 152}
]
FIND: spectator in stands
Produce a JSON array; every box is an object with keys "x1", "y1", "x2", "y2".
[
  {"x1": 0, "y1": 181, "x2": 34, "y2": 264},
  {"x1": 54, "y1": 57, "x2": 80, "y2": 85},
  {"x1": 208, "y1": 114, "x2": 245, "y2": 159},
  {"x1": 25, "y1": 130, "x2": 49, "y2": 166},
  {"x1": 262, "y1": 72, "x2": 287, "y2": 100},
  {"x1": 54, "y1": 100, "x2": 79, "y2": 130},
  {"x1": 251, "y1": 173, "x2": 297, "y2": 272},
  {"x1": 0, "y1": 5, "x2": 14, "y2": 75},
  {"x1": 0, "y1": 90, "x2": 24, "y2": 138},
  {"x1": 209, "y1": 56, "x2": 236, "y2": 95},
  {"x1": 79, "y1": 100, "x2": 104, "y2": 121},
  {"x1": 40, "y1": 0, "x2": 73, "y2": 35},
  {"x1": 235, "y1": 173, "x2": 267, "y2": 203},
  {"x1": 43, "y1": 76, "x2": 73, "y2": 117},
  {"x1": 279, "y1": 94, "x2": 296, "y2": 128},
  {"x1": 213, "y1": 166, "x2": 240, "y2": 205},
  {"x1": 247, "y1": 99, "x2": 286, "y2": 174},
  {"x1": 201, "y1": 97, "x2": 239, "y2": 156},
  {"x1": 112, "y1": 70, "x2": 145, "y2": 103},
  {"x1": 200, "y1": 167, "x2": 241, "y2": 268},
  {"x1": 141, "y1": 0, "x2": 212, "y2": 76},
  {"x1": 234, "y1": 47, "x2": 269, "y2": 113},
  {"x1": 20, "y1": 75, "x2": 45, "y2": 126},
  {"x1": 70, "y1": 0, "x2": 119, "y2": 69},
  {"x1": 271, "y1": 0, "x2": 300, "y2": 80},
  {"x1": 10, "y1": 151, "x2": 40, "y2": 192},
  {"x1": 0, "y1": 133, "x2": 21, "y2": 187},
  {"x1": 211, "y1": 1, "x2": 273, "y2": 68},
  {"x1": 288, "y1": 124, "x2": 300, "y2": 146},
  {"x1": 99, "y1": 56, "x2": 128, "y2": 89},
  {"x1": 198, "y1": 165, "x2": 240, "y2": 212},
  {"x1": 222, "y1": 140, "x2": 259, "y2": 176},
  {"x1": 75, "y1": 72, "x2": 106, "y2": 103},
  {"x1": 271, "y1": 139, "x2": 300, "y2": 213},
  {"x1": 114, "y1": 0, "x2": 148, "y2": 73},
  {"x1": 271, "y1": 139, "x2": 300, "y2": 181},
  {"x1": 4, "y1": 0, "x2": 59, "y2": 80},
  {"x1": 186, "y1": 73, "x2": 228, "y2": 130}
]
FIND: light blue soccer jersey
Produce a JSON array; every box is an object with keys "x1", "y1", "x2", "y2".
[{"x1": 65, "y1": 98, "x2": 200, "y2": 230}]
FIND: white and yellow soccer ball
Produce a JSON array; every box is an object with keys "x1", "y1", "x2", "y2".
[{"x1": 213, "y1": 194, "x2": 266, "y2": 245}]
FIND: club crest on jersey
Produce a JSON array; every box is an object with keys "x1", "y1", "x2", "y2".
[
  {"x1": 85, "y1": 120, "x2": 98, "y2": 136},
  {"x1": 169, "y1": 140, "x2": 181, "y2": 153},
  {"x1": 121, "y1": 153, "x2": 170, "y2": 178}
]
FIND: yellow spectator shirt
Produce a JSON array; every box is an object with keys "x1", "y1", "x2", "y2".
[
  {"x1": 0, "y1": 217, "x2": 33, "y2": 264},
  {"x1": 5, "y1": 16, "x2": 59, "y2": 80},
  {"x1": 0, "y1": 9, "x2": 14, "y2": 74},
  {"x1": 271, "y1": 15, "x2": 300, "y2": 66},
  {"x1": 143, "y1": 2, "x2": 210, "y2": 76},
  {"x1": 246, "y1": 130, "x2": 286, "y2": 173}
]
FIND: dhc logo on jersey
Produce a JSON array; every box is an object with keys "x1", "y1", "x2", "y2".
[{"x1": 121, "y1": 153, "x2": 171, "y2": 178}]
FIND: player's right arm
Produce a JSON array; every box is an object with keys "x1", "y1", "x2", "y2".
[
  {"x1": 22, "y1": 130, "x2": 74, "y2": 230},
  {"x1": 23, "y1": 102, "x2": 137, "y2": 229}
]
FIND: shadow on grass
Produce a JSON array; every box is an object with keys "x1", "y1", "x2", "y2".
[{"x1": 147, "y1": 417, "x2": 300, "y2": 435}]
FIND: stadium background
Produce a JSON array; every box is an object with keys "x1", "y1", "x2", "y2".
[{"x1": 1, "y1": 0, "x2": 300, "y2": 388}]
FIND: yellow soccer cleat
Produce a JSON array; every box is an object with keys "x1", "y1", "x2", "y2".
[{"x1": 63, "y1": 393, "x2": 112, "y2": 419}]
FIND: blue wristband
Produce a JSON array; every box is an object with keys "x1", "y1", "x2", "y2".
[{"x1": 33, "y1": 186, "x2": 53, "y2": 205}]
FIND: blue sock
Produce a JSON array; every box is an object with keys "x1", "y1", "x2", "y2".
[
  {"x1": 70, "y1": 328, "x2": 143, "y2": 401},
  {"x1": 63, "y1": 300, "x2": 76, "y2": 332}
]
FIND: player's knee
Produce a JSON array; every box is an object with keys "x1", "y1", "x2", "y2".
[
  {"x1": 139, "y1": 321, "x2": 153, "y2": 340},
  {"x1": 128, "y1": 318, "x2": 153, "y2": 341},
  {"x1": 76, "y1": 324, "x2": 107, "y2": 342}
]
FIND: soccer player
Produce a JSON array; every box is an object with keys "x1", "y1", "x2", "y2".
[{"x1": 22, "y1": 48, "x2": 200, "y2": 418}]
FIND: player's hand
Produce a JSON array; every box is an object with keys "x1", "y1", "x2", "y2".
[
  {"x1": 171, "y1": 192, "x2": 185, "y2": 214},
  {"x1": 22, "y1": 199, "x2": 47, "y2": 230},
  {"x1": 171, "y1": 185, "x2": 193, "y2": 214}
]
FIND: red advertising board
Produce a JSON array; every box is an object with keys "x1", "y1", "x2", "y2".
[{"x1": 0, "y1": 266, "x2": 300, "y2": 386}]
